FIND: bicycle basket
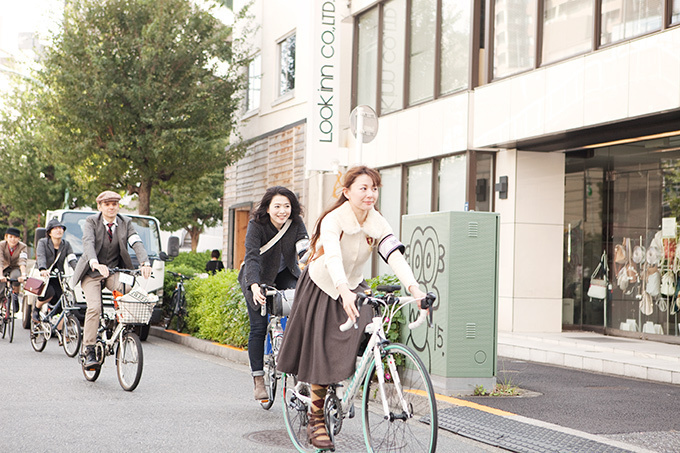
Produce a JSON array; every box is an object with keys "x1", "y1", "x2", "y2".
[{"x1": 116, "y1": 300, "x2": 155, "y2": 324}]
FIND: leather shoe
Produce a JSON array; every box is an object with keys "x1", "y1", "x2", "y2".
[
  {"x1": 253, "y1": 376, "x2": 268, "y2": 400},
  {"x1": 307, "y1": 412, "x2": 334, "y2": 451},
  {"x1": 83, "y1": 346, "x2": 100, "y2": 370}
]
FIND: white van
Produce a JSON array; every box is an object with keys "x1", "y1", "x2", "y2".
[{"x1": 22, "y1": 209, "x2": 179, "y2": 340}]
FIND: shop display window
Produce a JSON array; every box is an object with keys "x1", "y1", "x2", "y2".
[{"x1": 564, "y1": 135, "x2": 680, "y2": 336}]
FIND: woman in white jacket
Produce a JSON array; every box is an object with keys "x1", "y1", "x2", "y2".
[{"x1": 277, "y1": 165, "x2": 426, "y2": 451}]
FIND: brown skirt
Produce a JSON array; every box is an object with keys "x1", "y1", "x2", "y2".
[{"x1": 276, "y1": 268, "x2": 371, "y2": 385}]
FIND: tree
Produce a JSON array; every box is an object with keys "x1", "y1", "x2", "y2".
[
  {"x1": 150, "y1": 168, "x2": 224, "y2": 251},
  {"x1": 0, "y1": 78, "x2": 79, "y2": 244},
  {"x1": 38, "y1": 0, "x2": 246, "y2": 215}
]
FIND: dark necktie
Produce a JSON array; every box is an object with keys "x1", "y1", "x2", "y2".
[{"x1": 107, "y1": 223, "x2": 114, "y2": 242}]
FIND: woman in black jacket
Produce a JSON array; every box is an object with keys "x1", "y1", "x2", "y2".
[
  {"x1": 238, "y1": 186, "x2": 308, "y2": 401},
  {"x1": 32, "y1": 219, "x2": 78, "y2": 323}
]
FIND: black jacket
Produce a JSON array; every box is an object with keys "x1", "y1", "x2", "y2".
[{"x1": 238, "y1": 217, "x2": 308, "y2": 305}]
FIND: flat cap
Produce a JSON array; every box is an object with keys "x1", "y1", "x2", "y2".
[{"x1": 96, "y1": 190, "x2": 122, "y2": 204}]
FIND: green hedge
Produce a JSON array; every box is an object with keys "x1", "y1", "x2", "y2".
[{"x1": 184, "y1": 269, "x2": 249, "y2": 347}]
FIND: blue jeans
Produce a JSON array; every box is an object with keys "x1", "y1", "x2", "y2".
[{"x1": 247, "y1": 269, "x2": 297, "y2": 375}]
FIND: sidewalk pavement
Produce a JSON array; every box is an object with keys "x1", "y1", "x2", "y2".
[
  {"x1": 498, "y1": 330, "x2": 680, "y2": 385},
  {"x1": 151, "y1": 326, "x2": 678, "y2": 452}
]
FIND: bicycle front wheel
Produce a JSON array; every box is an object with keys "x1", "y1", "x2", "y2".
[
  {"x1": 8, "y1": 294, "x2": 15, "y2": 343},
  {"x1": 281, "y1": 373, "x2": 315, "y2": 452},
  {"x1": 116, "y1": 331, "x2": 143, "y2": 391},
  {"x1": 62, "y1": 314, "x2": 82, "y2": 357},
  {"x1": 260, "y1": 354, "x2": 276, "y2": 410},
  {"x1": 362, "y1": 343, "x2": 438, "y2": 453},
  {"x1": 30, "y1": 322, "x2": 48, "y2": 352}
]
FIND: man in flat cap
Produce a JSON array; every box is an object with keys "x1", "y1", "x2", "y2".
[
  {"x1": 0, "y1": 227, "x2": 28, "y2": 310},
  {"x1": 73, "y1": 190, "x2": 152, "y2": 370}
]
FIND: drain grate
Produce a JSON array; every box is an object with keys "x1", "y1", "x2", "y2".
[{"x1": 437, "y1": 406, "x2": 634, "y2": 453}]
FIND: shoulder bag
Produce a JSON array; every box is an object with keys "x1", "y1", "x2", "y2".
[{"x1": 25, "y1": 248, "x2": 62, "y2": 298}]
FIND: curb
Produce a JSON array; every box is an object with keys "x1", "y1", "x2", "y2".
[{"x1": 149, "y1": 326, "x2": 249, "y2": 366}]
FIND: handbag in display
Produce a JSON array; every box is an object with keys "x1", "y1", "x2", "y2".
[
  {"x1": 614, "y1": 239, "x2": 627, "y2": 264},
  {"x1": 632, "y1": 245, "x2": 646, "y2": 264},
  {"x1": 640, "y1": 292, "x2": 654, "y2": 316},
  {"x1": 645, "y1": 269, "x2": 660, "y2": 297},
  {"x1": 587, "y1": 251, "x2": 608, "y2": 300},
  {"x1": 661, "y1": 271, "x2": 676, "y2": 297}
]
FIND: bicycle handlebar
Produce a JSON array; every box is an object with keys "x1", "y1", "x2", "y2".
[
  {"x1": 339, "y1": 291, "x2": 436, "y2": 332},
  {"x1": 167, "y1": 271, "x2": 193, "y2": 280}
]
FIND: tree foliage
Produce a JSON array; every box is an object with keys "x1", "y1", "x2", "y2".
[
  {"x1": 0, "y1": 79, "x2": 79, "y2": 244},
  {"x1": 37, "y1": 0, "x2": 246, "y2": 214},
  {"x1": 151, "y1": 169, "x2": 224, "y2": 251}
]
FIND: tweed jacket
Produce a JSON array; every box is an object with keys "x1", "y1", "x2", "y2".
[
  {"x1": 0, "y1": 240, "x2": 28, "y2": 272},
  {"x1": 239, "y1": 217, "x2": 309, "y2": 292},
  {"x1": 36, "y1": 238, "x2": 77, "y2": 273},
  {"x1": 72, "y1": 212, "x2": 149, "y2": 285},
  {"x1": 308, "y1": 201, "x2": 418, "y2": 299}
]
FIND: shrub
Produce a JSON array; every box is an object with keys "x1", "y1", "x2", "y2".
[
  {"x1": 162, "y1": 263, "x2": 201, "y2": 308},
  {"x1": 184, "y1": 269, "x2": 249, "y2": 347},
  {"x1": 169, "y1": 250, "x2": 212, "y2": 273},
  {"x1": 366, "y1": 274, "x2": 405, "y2": 344}
]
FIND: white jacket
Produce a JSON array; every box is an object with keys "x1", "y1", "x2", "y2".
[{"x1": 308, "y1": 201, "x2": 419, "y2": 299}]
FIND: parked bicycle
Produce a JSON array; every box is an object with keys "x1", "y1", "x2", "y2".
[
  {"x1": 260, "y1": 285, "x2": 295, "y2": 410},
  {"x1": 30, "y1": 270, "x2": 82, "y2": 357},
  {"x1": 164, "y1": 271, "x2": 193, "y2": 332},
  {"x1": 0, "y1": 279, "x2": 19, "y2": 343},
  {"x1": 81, "y1": 268, "x2": 157, "y2": 391},
  {"x1": 281, "y1": 285, "x2": 438, "y2": 453}
]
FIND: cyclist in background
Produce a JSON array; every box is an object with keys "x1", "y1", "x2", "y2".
[
  {"x1": 33, "y1": 219, "x2": 78, "y2": 324},
  {"x1": 72, "y1": 191, "x2": 152, "y2": 371},
  {"x1": 276, "y1": 166, "x2": 426, "y2": 451},
  {"x1": 0, "y1": 227, "x2": 28, "y2": 310},
  {"x1": 237, "y1": 186, "x2": 308, "y2": 402}
]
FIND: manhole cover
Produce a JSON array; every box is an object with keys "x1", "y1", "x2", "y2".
[{"x1": 246, "y1": 429, "x2": 366, "y2": 451}]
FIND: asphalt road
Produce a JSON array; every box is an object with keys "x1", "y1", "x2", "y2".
[
  {"x1": 0, "y1": 320, "x2": 503, "y2": 453},
  {"x1": 461, "y1": 357, "x2": 680, "y2": 453}
]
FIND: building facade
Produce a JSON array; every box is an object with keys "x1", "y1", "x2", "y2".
[{"x1": 226, "y1": 0, "x2": 680, "y2": 341}]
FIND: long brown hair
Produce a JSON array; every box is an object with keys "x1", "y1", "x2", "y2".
[{"x1": 308, "y1": 166, "x2": 382, "y2": 258}]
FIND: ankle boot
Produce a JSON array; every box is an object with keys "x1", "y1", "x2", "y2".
[
  {"x1": 253, "y1": 376, "x2": 268, "y2": 400},
  {"x1": 307, "y1": 412, "x2": 334, "y2": 451}
]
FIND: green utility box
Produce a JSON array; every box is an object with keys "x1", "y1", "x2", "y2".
[{"x1": 400, "y1": 211, "x2": 499, "y2": 395}]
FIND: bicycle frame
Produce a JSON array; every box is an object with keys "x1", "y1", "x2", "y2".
[{"x1": 34, "y1": 273, "x2": 77, "y2": 341}]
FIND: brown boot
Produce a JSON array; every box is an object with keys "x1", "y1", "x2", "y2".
[
  {"x1": 306, "y1": 412, "x2": 334, "y2": 451},
  {"x1": 253, "y1": 376, "x2": 268, "y2": 400}
]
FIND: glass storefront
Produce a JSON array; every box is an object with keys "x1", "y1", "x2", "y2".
[{"x1": 564, "y1": 135, "x2": 680, "y2": 336}]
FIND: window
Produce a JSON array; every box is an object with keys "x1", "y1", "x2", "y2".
[
  {"x1": 475, "y1": 153, "x2": 494, "y2": 212},
  {"x1": 378, "y1": 166, "x2": 403, "y2": 275},
  {"x1": 601, "y1": 0, "x2": 663, "y2": 46},
  {"x1": 357, "y1": 10, "x2": 379, "y2": 109},
  {"x1": 438, "y1": 154, "x2": 467, "y2": 211},
  {"x1": 493, "y1": 0, "x2": 537, "y2": 79},
  {"x1": 406, "y1": 162, "x2": 433, "y2": 214},
  {"x1": 674, "y1": 0, "x2": 680, "y2": 24},
  {"x1": 279, "y1": 34, "x2": 296, "y2": 96},
  {"x1": 409, "y1": 0, "x2": 436, "y2": 105},
  {"x1": 542, "y1": 0, "x2": 593, "y2": 64},
  {"x1": 440, "y1": 0, "x2": 471, "y2": 95},
  {"x1": 381, "y1": 0, "x2": 406, "y2": 114},
  {"x1": 245, "y1": 54, "x2": 261, "y2": 112}
]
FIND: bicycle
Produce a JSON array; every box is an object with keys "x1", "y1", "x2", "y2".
[
  {"x1": 80, "y1": 268, "x2": 157, "y2": 391},
  {"x1": 30, "y1": 270, "x2": 82, "y2": 357},
  {"x1": 281, "y1": 285, "x2": 438, "y2": 453},
  {"x1": 164, "y1": 271, "x2": 193, "y2": 332},
  {"x1": 0, "y1": 279, "x2": 20, "y2": 343},
  {"x1": 260, "y1": 285, "x2": 295, "y2": 410}
]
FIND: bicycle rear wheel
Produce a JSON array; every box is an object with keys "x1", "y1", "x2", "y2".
[
  {"x1": 62, "y1": 314, "x2": 82, "y2": 357},
  {"x1": 30, "y1": 322, "x2": 48, "y2": 352},
  {"x1": 0, "y1": 301, "x2": 6, "y2": 339},
  {"x1": 116, "y1": 331, "x2": 143, "y2": 391},
  {"x1": 281, "y1": 373, "x2": 315, "y2": 452},
  {"x1": 8, "y1": 293, "x2": 15, "y2": 343},
  {"x1": 362, "y1": 343, "x2": 438, "y2": 453}
]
